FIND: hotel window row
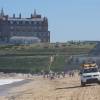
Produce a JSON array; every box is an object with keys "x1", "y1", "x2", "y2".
[{"x1": 8, "y1": 21, "x2": 43, "y2": 25}]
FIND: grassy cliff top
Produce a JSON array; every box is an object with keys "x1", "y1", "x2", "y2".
[{"x1": 0, "y1": 42, "x2": 95, "y2": 56}]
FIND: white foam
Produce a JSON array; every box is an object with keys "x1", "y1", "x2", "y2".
[{"x1": 0, "y1": 79, "x2": 23, "y2": 85}]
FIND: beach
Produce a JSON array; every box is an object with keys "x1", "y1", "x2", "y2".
[{"x1": 0, "y1": 73, "x2": 100, "y2": 100}]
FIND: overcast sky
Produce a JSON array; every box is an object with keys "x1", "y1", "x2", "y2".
[{"x1": 0, "y1": 0, "x2": 100, "y2": 42}]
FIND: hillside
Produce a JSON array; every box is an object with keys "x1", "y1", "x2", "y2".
[{"x1": 0, "y1": 43, "x2": 96, "y2": 73}]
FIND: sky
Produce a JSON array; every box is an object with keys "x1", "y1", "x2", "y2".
[{"x1": 0, "y1": 0, "x2": 100, "y2": 42}]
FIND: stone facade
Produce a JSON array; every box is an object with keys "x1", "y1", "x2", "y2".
[{"x1": 0, "y1": 9, "x2": 50, "y2": 43}]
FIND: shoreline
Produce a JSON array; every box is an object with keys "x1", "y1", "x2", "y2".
[
  {"x1": 0, "y1": 79, "x2": 32, "y2": 96},
  {"x1": 0, "y1": 79, "x2": 24, "y2": 86}
]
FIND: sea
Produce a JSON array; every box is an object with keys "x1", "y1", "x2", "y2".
[{"x1": 0, "y1": 79, "x2": 23, "y2": 85}]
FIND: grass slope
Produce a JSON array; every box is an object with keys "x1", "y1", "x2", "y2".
[{"x1": 0, "y1": 43, "x2": 95, "y2": 73}]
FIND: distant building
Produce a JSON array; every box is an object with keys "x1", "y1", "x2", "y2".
[{"x1": 0, "y1": 8, "x2": 50, "y2": 43}]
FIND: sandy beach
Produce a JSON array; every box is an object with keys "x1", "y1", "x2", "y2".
[{"x1": 0, "y1": 73, "x2": 100, "y2": 100}]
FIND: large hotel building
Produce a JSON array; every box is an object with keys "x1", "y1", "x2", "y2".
[{"x1": 0, "y1": 9, "x2": 50, "y2": 43}]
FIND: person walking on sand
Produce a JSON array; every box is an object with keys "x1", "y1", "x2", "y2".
[{"x1": 49, "y1": 70, "x2": 54, "y2": 80}]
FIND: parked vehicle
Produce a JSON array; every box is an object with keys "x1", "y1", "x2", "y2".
[{"x1": 80, "y1": 63, "x2": 100, "y2": 86}]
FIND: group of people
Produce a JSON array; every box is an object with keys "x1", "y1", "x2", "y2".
[
  {"x1": 42, "y1": 70, "x2": 75, "y2": 80},
  {"x1": 68, "y1": 71, "x2": 75, "y2": 77}
]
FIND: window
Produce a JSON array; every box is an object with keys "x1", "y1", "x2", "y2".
[
  {"x1": 10, "y1": 21, "x2": 13, "y2": 24},
  {"x1": 34, "y1": 21, "x2": 37, "y2": 25},
  {"x1": 25, "y1": 21, "x2": 29, "y2": 24},
  {"x1": 39, "y1": 21, "x2": 42, "y2": 25},
  {"x1": 31, "y1": 21, "x2": 34, "y2": 24},
  {"x1": 17, "y1": 21, "x2": 19, "y2": 24},
  {"x1": 23, "y1": 21, "x2": 25, "y2": 24},
  {"x1": 8, "y1": 21, "x2": 10, "y2": 24},
  {"x1": 19, "y1": 21, "x2": 23, "y2": 24},
  {"x1": 10, "y1": 32, "x2": 13, "y2": 35},
  {"x1": 34, "y1": 26, "x2": 37, "y2": 30},
  {"x1": 39, "y1": 26, "x2": 42, "y2": 30},
  {"x1": 39, "y1": 33, "x2": 41, "y2": 36},
  {"x1": 29, "y1": 21, "x2": 32, "y2": 24},
  {"x1": 43, "y1": 33, "x2": 46, "y2": 36},
  {"x1": 10, "y1": 26, "x2": 14, "y2": 30},
  {"x1": 83, "y1": 68, "x2": 98, "y2": 73}
]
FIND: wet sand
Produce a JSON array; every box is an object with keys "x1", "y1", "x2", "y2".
[{"x1": 0, "y1": 79, "x2": 31, "y2": 96}]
